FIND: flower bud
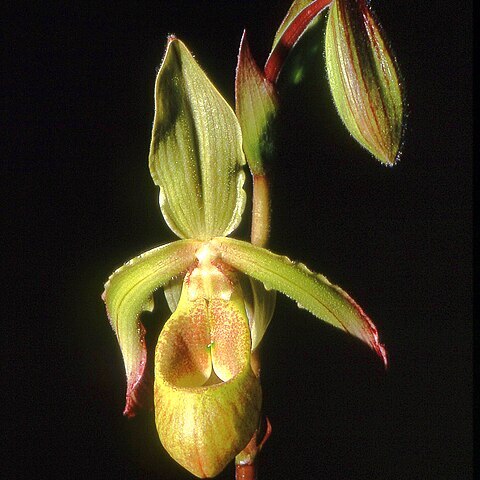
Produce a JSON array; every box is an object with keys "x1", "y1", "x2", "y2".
[{"x1": 325, "y1": 0, "x2": 404, "y2": 165}]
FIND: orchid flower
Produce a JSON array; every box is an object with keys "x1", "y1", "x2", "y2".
[{"x1": 103, "y1": 1, "x2": 403, "y2": 477}]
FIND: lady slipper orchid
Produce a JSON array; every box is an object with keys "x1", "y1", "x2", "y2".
[{"x1": 103, "y1": 36, "x2": 387, "y2": 478}]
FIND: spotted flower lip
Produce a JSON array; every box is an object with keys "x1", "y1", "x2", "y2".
[
  {"x1": 154, "y1": 252, "x2": 262, "y2": 478},
  {"x1": 103, "y1": 35, "x2": 388, "y2": 478}
]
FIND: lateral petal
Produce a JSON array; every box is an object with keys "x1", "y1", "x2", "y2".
[
  {"x1": 212, "y1": 237, "x2": 387, "y2": 366},
  {"x1": 102, "y1": 239, "x2": 199, "y2": 416}
]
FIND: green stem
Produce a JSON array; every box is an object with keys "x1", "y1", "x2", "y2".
[{"x1": 251, "y1": 174, "x2": 271, "y2": 248}]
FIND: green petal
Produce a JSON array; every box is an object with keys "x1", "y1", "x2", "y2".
[
  {"x1": 149, "y1": 37, "x2": 246, "y2": 240},
  {"x1": 235, "y1": 31, "x2": 278, "y2": 175},
  {"x1": 102, "y1": 239, "x2": 200, "y2": 416},
  {"x1": 212, "y1": 237, "x2": 387, "y2": 366},
  {"x1": 325, "y1": 0, "x2": 404, "y2": 165}
]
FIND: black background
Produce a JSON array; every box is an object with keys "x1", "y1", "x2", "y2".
[{"x1": 5, "y1": 1, "x2": 472, "y2": 479}]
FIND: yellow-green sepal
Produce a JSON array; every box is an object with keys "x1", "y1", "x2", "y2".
[
  {"x1": 149, "y1": 37, "x2": 246, "y2": 240},
  {"x1": 212, "y1": 237, "x2": 387, "y2": 366},
  {"x1": 102, "y1": 239, "x2": 200, "y2": 416},
  {"x1": 325, "y1": 0, "x2": 404, "y2": 165}
]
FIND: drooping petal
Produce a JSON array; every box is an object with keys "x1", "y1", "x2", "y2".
[
  {"x1": 212, "y1": 237, "x2": 387, "y2": 366},
  {"x1": 154, "y1": 275, "x2": 261, "y2": 478},
  {"x1": 149, "y1": 37, "x2": 246, "y2": 240},
  {"x1": 102, "y1": 239, "x2": 200, "y2": 416},
  {"x1": 325, "y1": 0, "x2": 404, "y2": 165}
]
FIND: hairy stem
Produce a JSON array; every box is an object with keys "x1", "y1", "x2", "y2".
[
  {"x1": 251, "y1": 175, "x2": 271, "y2": 248},
  {"x1": 264, "y1": 0, "x2": 332, "y2": 83}
]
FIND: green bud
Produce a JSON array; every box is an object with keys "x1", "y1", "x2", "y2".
[{"x1": 325, "y1": 0, "x2": 404, "y2": 165}]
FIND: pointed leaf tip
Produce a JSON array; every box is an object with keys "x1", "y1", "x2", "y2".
[
  {"x1": 325, "y1": 0, "x2": 404, "y2": 165},
  {"x1": 332, "y1": 283, "x2": 388, "y2": 367},
  {"x1": 235, "y1": 31, "x2": 278, "y2": 176}
]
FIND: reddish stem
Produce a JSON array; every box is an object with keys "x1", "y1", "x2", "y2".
[
  {"x1": 235, "y1": 464, "x2": 256, "y2": 480},
  {"x1": 235, "y1": 417, "x2": 272, "y2": 480},
  {"x1": 264, "y1": 0, "x2": 332, "y2": 83}
]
